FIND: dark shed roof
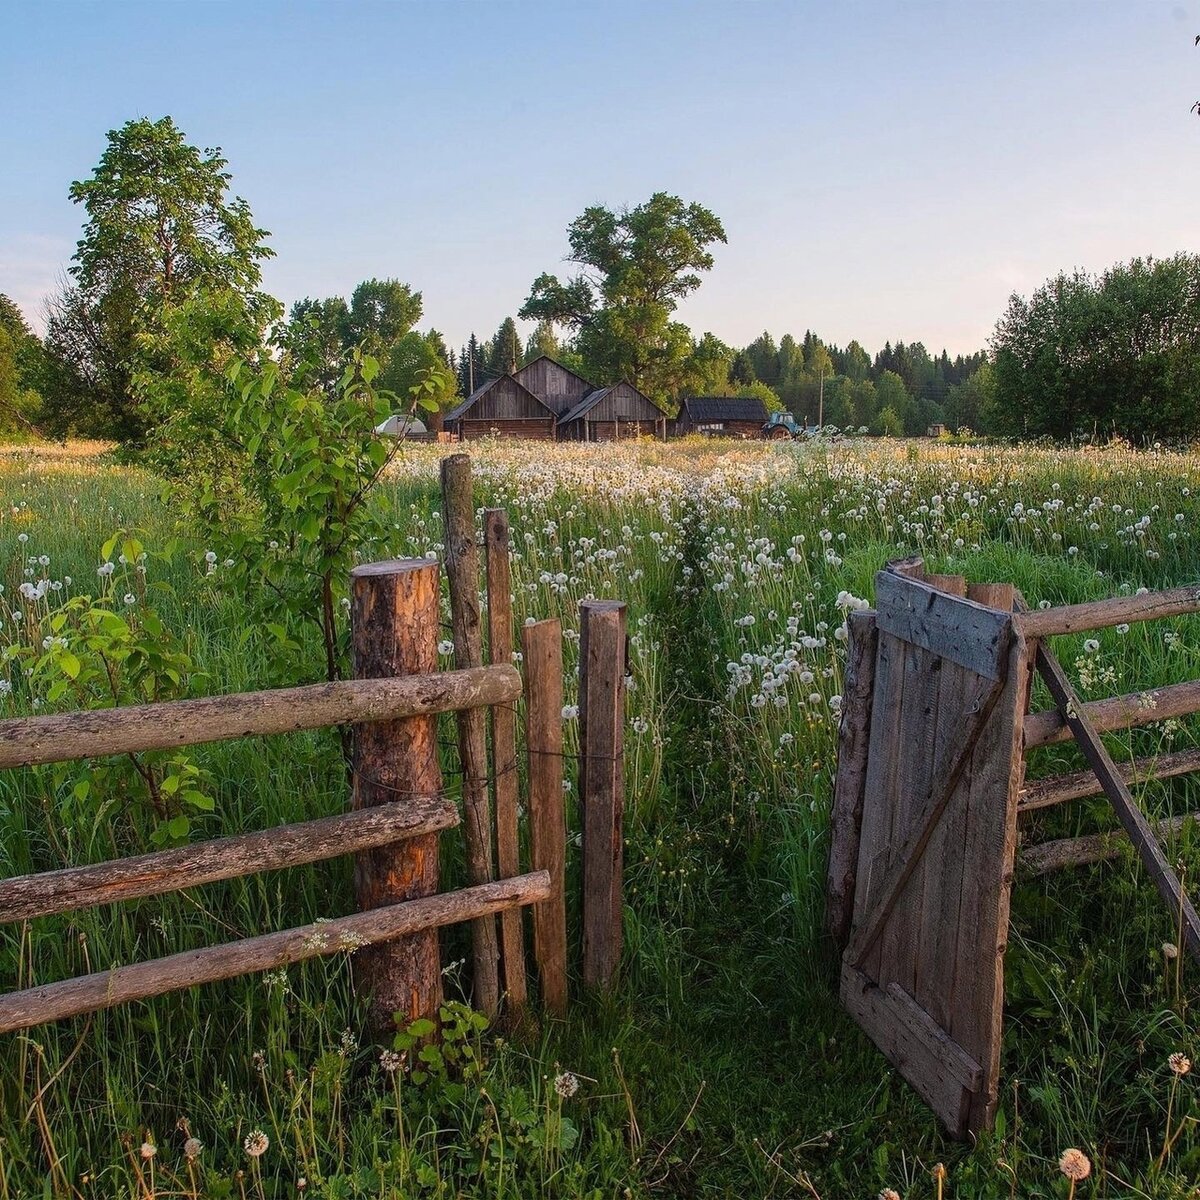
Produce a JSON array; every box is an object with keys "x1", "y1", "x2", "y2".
[
  {"x1": 681, "y1": 396, "x2": 771, "y2": 423},
  {"x1": 445, "y1": 374, "x2": 555, "y2": 423},
  {"x1": 561, "y1": 381, "x2": 666, "y2": 425}
]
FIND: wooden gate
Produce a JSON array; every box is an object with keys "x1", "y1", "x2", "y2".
[
  {"x1": 829, "y1": 560, "x2": 1031, "y2": 1137},
  {"x1": 830, "y1": 558, "x2": 1200, "y2": 1139}
]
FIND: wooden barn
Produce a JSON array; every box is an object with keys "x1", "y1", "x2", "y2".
[
  {"x1": 514, "y1": 355, "x2": 594, "y2": 418},
  {"x1": 444, "y1": 375, "x2": 557, "y2": 441},
  {"x1": 672, "y1": 396, "x2": 770, "y2": 438},
  {"x1": 558, "y1": 381, "x2": 667, "y2": 442}
]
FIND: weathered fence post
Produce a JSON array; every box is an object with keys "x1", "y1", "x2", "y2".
[
  {"x1": 350, "y1": 559, "x2": 444, "y2": 1029},
  {"x1": 522, "y1": 617, "x2": 567, "y2": 1015},
  {"x1": 440, "y1": 454, "x2": 501, "y2": 1017},
  {"x1": 485, "y1": 507, "x2": 527, "y2": 1010},
  {"x1": 825, "y1": 607, "x2": 879, "y2": 948},
  {"x1": 579, "y1": 599, "x2": 627, "y2": 990}
]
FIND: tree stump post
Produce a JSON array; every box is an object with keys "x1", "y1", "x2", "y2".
[
  {"x1": 350, "y1": 559, "x2": 444, "y2": 1030},
  {"x1": 579, "y1": 599, "x2": 627, "y2": 991}
]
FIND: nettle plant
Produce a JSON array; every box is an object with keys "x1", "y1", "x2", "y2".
[
  {"x1": 2, "y1": 533, "x2": 211, "y2": 848},
  {"x1": 181, "y1": 350, "x2": 443, "y2": 683}
]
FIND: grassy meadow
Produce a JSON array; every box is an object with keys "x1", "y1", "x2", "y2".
[{"x1": 0, "y1": 436, "x2": 1198, "y2": 1198}]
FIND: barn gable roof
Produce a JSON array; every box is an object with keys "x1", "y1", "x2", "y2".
[
  {"x1": 445, "y1": 374, "x2": 555, "y2": 423},
  {"x1": 559, "y1": 381, "x2": 665, "y2": 425},
  {"x1": 681, "y1": 396, "x2": 771, "y2": 423},
  {"x1": 514, "y1": 354, "x2": 597, "y2": 394}
]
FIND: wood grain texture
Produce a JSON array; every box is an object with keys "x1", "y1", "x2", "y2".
[
  {"x1": 0, "y1": 666, "x2": 522, "y2": 769},
  {"x1": 847, "y1": 672, "x2": 1005, "y2": 968},
  {"x1": 953, "y1": 625, "x2": 1029, "y2": 1132},
  {"x1": 351, "y1": 559, "x2": 445, "y2": 1028},
  {"x1": 0, "y1": 797, "x2": 458, "y2": 923},
  {"x1": 841, "y1": 572, "x2": 1027, "y2": 1138},
  {"x1": 851, "y1": 628, "x2": 907, "y2": 984},
  {"x1": 1020, "y1": 747, "x2": 1200, "y2": 812},
  {"x1": 441, "y1": 454, "x2": 501, "y2": 1017},
  {"x1": 1015, "y1": 584, "x2": 1200, "y2": 638},
  {"x1": 826, "y1": 610, "x2": 879, "y2": 947},
  {"x1": 522, "y1": 619, "x2": 567, "y2": 1015},
  {"x1": 485, "y1": 508, "x2": 527, "y2": 1011},
  {"x1": 879, "y1": 638, "x2": 942, "y2": 999},
  {"x1": 840, "y1": 965, "x2": 976, "y2": 1137},
  {"x1": 1024, "y1": 677, "x2": 1200, "y2": 748},
  {"x1": 914, "y1": 654, "x2": 975, "y2": 1031},
  {"x1": 579, "y1": 600, "x2": 627, "y2": 991},
  {"x1": 0, "y1": 873, "x2": 550, "y2": 1036},
  {"x1": 1033, "y1": 644, "x2": 1200, "y2": 961},
  {"x1": 874, "y1": 570, "x2": 1012, "y2": 680}
]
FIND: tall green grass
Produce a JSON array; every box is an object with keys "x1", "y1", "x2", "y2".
[{"x1": 0, "y1": 438, "x2": 1195, "y2": 1197}]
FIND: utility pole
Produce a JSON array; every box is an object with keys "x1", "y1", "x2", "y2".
[{"x1": 818, "y1": 368, "x2": 825, "y2": 430}]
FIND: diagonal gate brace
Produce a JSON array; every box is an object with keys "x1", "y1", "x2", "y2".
[
  {"x1": 847, "y1": 669, "x2": 1009, "y2": 968},
  {"x1": 1034, "y1": 642, "x2": 1200, "y2": 963}
]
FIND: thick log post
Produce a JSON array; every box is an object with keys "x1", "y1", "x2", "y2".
[
  {"x1": 440, "y1": 454, "x2": 501, "y2": 1017},
  {"x1": 350, "y1": 559, "x2": 444, "y2": 1029},
  {"x1": 522, "y1": 618, "x2": 567, "y2": 1015},
  {"x1": 579, "y1": 599, "x2": 627, "y2": 991},
  {"x1": 485, "y1": 507, "x2": 527, "y2": 1010}
]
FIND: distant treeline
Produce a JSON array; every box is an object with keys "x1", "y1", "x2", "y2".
[{"x1": 3, "y1": 113, "x2": 1198, "y2": 446}]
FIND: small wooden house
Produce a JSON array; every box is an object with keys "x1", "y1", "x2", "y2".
[
  {"x1": 558, "y1": 381, "x2": 667, "y2": 442},
  {"x1": 443, "y1": 375, "x2": 557, "y2": 441},
  {"x1": 514, "y1": 355, "x2": 594, "y2": 418},
  {"x1": 673, "y1": 396, "x2": 770, "y2": 439}
]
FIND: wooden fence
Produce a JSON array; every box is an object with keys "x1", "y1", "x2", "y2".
[
  {"x1": 0, "y1": 454, "x2": 629, "y2": 1036},
  {"x1": 827, "y1": 558, "x2": 1200, "y2": 1139}
]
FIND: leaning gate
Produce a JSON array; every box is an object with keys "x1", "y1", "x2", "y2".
[{"x1": 827, "y1": 558, "x2": 1200, "y2": 1139}]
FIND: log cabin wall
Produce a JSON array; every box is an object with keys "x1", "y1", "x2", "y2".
[
  {"x1": 460, "y1": 417, "x2": 556, "y2": 441},
  {"x1": 447, "y1": 375, "x2": 558, "y2": 440}
]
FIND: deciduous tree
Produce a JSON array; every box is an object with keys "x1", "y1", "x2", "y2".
[
  {"x1": 520, "y1": 192, "x2": 726, "y2": 402},
  {"x1": 42, "y1": 116, "x2": 277, "y2": 443}
]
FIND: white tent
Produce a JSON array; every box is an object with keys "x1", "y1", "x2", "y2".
[{"x1": 375, "y1": 413, "x2": 429, "y2": 437}]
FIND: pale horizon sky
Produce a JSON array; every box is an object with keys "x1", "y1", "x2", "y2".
[{"x1": 3, "y1": 1, "x2": 1199, "y2": 360}]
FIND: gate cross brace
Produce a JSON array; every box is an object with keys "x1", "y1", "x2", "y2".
[
  {"x1": 1032, "y1": 642, "x2": 1200, "y2": 962},
  {"x1": 847, "y1": 671, "x2": 1009, "y2": 967}
]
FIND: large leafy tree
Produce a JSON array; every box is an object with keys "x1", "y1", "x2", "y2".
[
  {"x1": 280, "y1": 279, "x2": 423, "y2": 393},
  {"x1": 344, "y1": 278, "x2": 423, "y2": 352},
  {"x1": 520, "y1": 192, "x2": 727, "y2": 402},
  {"x1": 991, "y1": 255, "x2": 1200, "y2": 440},
  {"x1": 0, "y1": 295, "x2": 43, "y2": 431},
  {"x1": 42, "y1": 116, "x2": 277, "y2": 443},
  {"x1": 378, "y1": 330, "x2": 457, "y2": 429}
]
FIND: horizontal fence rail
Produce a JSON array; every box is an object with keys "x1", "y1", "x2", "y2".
[
  {"x1": 1014, "y1": 585, "x2": 1200, "y2": 638},
  {"x1": 1020, "y1": 746, "x2": 1200, "y2": 812},
  {"x1": 0, "y1": 872, "x2": 550, "y2": 1035},
  {"x1": 1024, "y1": 677, "x2": 1200, "y2": 749},
  {"x1": 0, "y1": 796, "x2": 459, "y2": 923},
  {"x1": 0, "y1": 664, "x2": 520, "y2": 768},
  {"x1": 1019, "y1": 813, "x2": 1200, "y2": 876}
]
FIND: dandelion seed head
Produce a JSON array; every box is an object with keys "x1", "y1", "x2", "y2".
[
  {"x1": 1058, "y1": 1148, "x2": 1091, "y2": 1181},
  {"x1": 244, "y1": 1129, "x2": 269, "y2": 1158}
]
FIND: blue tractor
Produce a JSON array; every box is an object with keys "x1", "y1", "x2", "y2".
[{"x1": 760, "y1": 411, "x2": 806, "y2": 440}]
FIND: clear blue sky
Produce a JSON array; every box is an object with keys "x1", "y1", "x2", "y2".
[{"x1": 2, "y1": 1, "x2": 1198, "y2": 358}]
